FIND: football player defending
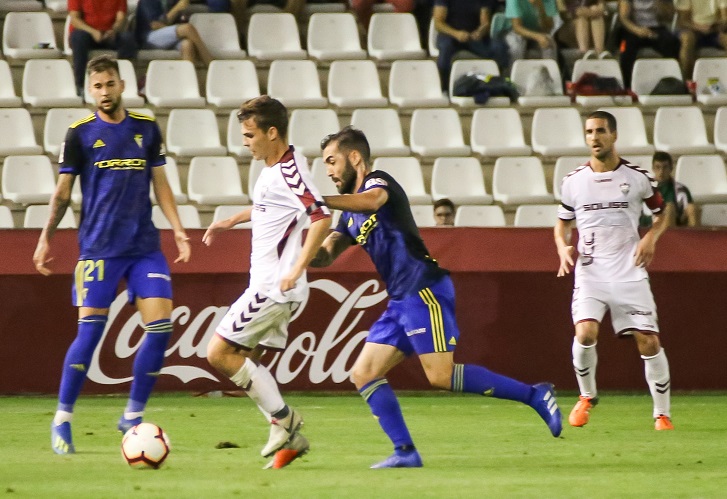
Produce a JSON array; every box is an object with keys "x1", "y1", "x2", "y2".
[
  {"x1": 310, "y1": 127, "x2": 562, "y2": 469},
  {"x1": 33, "y1": 55, "x2": 191, "y2": 454},
  {"x1": 554, "y1": 110, "x2": 673, "y2": 431},
  {"x1": 203, "y1": 96, "x2": 331, "y2": 468}
]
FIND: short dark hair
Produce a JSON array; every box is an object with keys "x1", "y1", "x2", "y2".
[
  {"x1": 237, "y1": 95, "x2": 289, "y2": 138},
  {"x1": 87, "y1": 55, "x2": 120, "y2": 78},
  {"x1": 586, "y1": 110, "x2": 617, "y2": 132},
  {"x1": 652, "y1": 151, "x2": 673, "y2": 168},
  {"x1": 433, "y1": 198, "x2": 455, "y2": 212},
  {"x1": 320, "y1": 126, "x2": 371, "y2": 165}
]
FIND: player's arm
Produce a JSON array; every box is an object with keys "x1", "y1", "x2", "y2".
[
  {"x1": 202, "y1": 206, "x2": 253, "y2": 247},
  {"x1": 323, "y1": 187, "x2": 388, "y2": 213},
  {"x1": 151, "y1": 166, "x2": 191, "y2": 263},
  {"x1": 280, "y1": 215, "x2": 333, "y2": 292},
  {"x1": 661, "y1": 202, "x2": 677, "y2": 227},
  {"x1": 635, "y1": 211, "x2": 667, "y2": 267},
  {"x1": 554, "y1": 218, "x2": 575, "y2": 277},
  {"x1": 310, "y1": 230, "x2": 354, "y2": 267},
  {"x1": 33, "y1": 174, "x2": 75, "y2": 276}
]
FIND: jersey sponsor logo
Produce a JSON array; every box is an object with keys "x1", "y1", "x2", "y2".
[
  {"x1": 405, "y1": 327, "x2": 426, "y2": 337},
  {"x1": 582, "y1": 201, "x2": 629, "y2": 211},
  {"x1": 147, "y1": 272, "x2": 171, "y2": 281},
  {"x1": 626, "y1": 310, "x2": 653, "y2": 316},
  {"x1": 365, "y1": 178, "x2": 387, "y2": 189},
  {"x1": 93, "y1": 139, "x2": 106, "y2": 148},
  {"x1": 94, "y1": 158, "x2": 147, "y2": 170},
  {"x1": 594, "y1": 178, "x2": 612, "y2": 183},
  {"x1": 620, "y1": 182, "x2": 630, "y2": 194},
  {"x1": 134, "y1": 134, "x2": 143, "y2": 148},
  {"x1": 355, "y1": 214, "x2": 378, "y2": 245}
]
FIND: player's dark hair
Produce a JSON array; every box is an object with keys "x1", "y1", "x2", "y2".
[
  {"x1": 652, "y1": 151, "x2": 673, "y2": 168},
  {"x1": 86, "y1": 55, "x2": 120, "y2": 78},
  {"x1": 237, "y1": 95, "x2": 289, "y2": 138},
  {"x1": 586, "y1": 110, "x2": 617, "y2": 132},
  {"x1": 320, "y1": 126, "x2": 371, "y2": 166},
  {"x1": 433, "y1": 198, "x2": 455, "y2": 212}
]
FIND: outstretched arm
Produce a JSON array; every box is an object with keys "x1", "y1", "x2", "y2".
[
  {"x1": 202, "y1": 206, "x2": 253, "y2": 246},
  {"x1": 309, "y1": 230, "x2": 354, "y2": 268},
  {"x1": 33, "y1": 174, "x2": 74, "y2": 275},
  {"x1": 323, "y1": 187, "x2": 388, "y2": 214}
]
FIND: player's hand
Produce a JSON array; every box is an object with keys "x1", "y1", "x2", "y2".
[
  {"x1": 202, "y1": 220, "x2": 231, "y2": 247},
  {"x1": 33, "y1": 238, "x2": 54, "y2": 276},
  {"x1": 174, "y1": 230, "x2": 191, "y2": 263},
  {"x1": 634, "y1": 233, "x2": 656, "y2": 267},
  {"x1": 557, "y1": 245, "x2": 575, "y2": 277},
  {"x1": 279, "y1": 267, "x2": 303, "y2": 293}
]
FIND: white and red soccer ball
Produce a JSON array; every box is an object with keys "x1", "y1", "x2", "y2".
[{"x1": 121, "y1": 423, "x2": 170, "y2": 469}]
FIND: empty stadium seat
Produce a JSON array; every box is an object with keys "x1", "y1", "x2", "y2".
[
  {"x1": 653, "y1": 106, "x2": 715, "y2": 155},
  {"x1": 449, "y1": 59, "x2": 510, "y2": 108},
  {"x1": 571, "y1": 59, "x2": 631, "y2": 106},
  {"x1": 151, "y1": 204, "x2": 201, "y2": 229},
  {"x1": 84, "y1": 59, "x2": 144, "y2": 107},
  {"x1": 372, "y1": 157, "x2": 431, "y2": 204},
  {"x1": 307, "y1": 13, "x2": 366, "y2": 60},
  {"x1": 206, "y1": 60, "x2": 260, "y2": 108},
  {"x1": 2, "y1": 12, "x2": 61, "y2": 59},
  {"x1": 513, "y1": 204, "x2": 560, "y2": 227},
  {"x1": 700, "y1": 203, "x2": 727, "y2": 226},
  {"x1": 267, "y1": 59, "x2": 328, "y2": 108},
  {"x1": 22, "y1": 59, "x2": 83, "y2": 107},
  {"x1": 410, "y1": 204, "x2": 437, "y2": 227},
  {"x1": 552, "y1": 156, "x2": 589, "y2": 200},
  {"x1": 247, "y1": 13, "x2": 306, "y2": 60},
  {"x1": 24, "y1": 204, "x2": 76, "y2": 229},
  {"x1": 2, "y1": 155, "x2": 56, "y2": 204},
  {"x1": 226, "y1": 109, "x2": 252, "y2": 158},
  {"x1": 531, "y1": 107, "x2": 588, "y2": 156},
  {"x1": 431, "y1": 157, "x2": 492, "y2": 205},
  {"x1": 0, "y1": 108, "x2": 44, "y2": 156},
  {"x1": 510, "y1": 59, "x2": 570, "y2": 107},
  {"x1": 327, "y1": 60, "x2": 388, "y2": 108},
  {"x1": 187, "y1": 156, "x2": 249, "y2": 205},
  {"x1": 145, "y1": 60, "x2": 206, "y2": 108},
  {"x1": 367, "y1": 13, "x2": 426, "y2": 61},
  {"x1": 454, "y1": 205, "x2": 506, "y2": 227},
  {"x1": 288, "y1": 108, "x2": 340, "y2": 157},
  {"x1": 166, "y1": 109, "x2": 227, "y2": 157},
  {"x1": 189, "y1": 13, "x2": 246, "y2": 59},
  {"x1": 597, "y1": 106, "x2": 654, "y2": 155},
  {"x1": 43, "y1": 108, "x2": 92, "y2": 157},
  {"x1": 409, "y1": 108, "x2": 470, "y2": 157},
  {"x1": 150, "y1": 156, "x2": 188, "y2": 204},
  {"x1": 674, "y1": 155, "x2": 727, "y2": 203},
  {"x1": 0, "y1": 205, "x2": 13, "y2": 228},
  {"x1": 388, "y1": 60, "x2": 449, "y2": 107},
  {"x1": 715, "y1": 106, "x2": 727, "y2": 154},
  {"x1": 631, "y1": 58, "x2": 692, "y2": 106},
  {"x1": 470, "y1": 107, "x2": 531, "y2": 157},
  {"x1": 212, "y1": 205, "x2": 253, "y2": 228},
  {"x1": 0, "y1": 60, "x2": 22, "y2": 107},
  {"x1": 492, "y1": 156, "x2": 552, "y2": 205},
  {"x1": 692, "y1": 58, "x2": 727, "y2": 106},
  {"x1": 350, "y1": 108, "x2": 410, "y2": 157},
  {"x1": 309, "y1": 157, "x2": 340, "y2": 196}
]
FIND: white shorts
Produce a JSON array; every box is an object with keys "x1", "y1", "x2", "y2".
[
  {"x1": 216, "y1": 288, "x2": 297, "y2": 351},
  {"x1": 571, "y1": 279, "x2": 659, "y2": 335}
]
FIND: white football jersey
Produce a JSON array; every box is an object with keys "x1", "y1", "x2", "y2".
[
  {"x1": 249, "y1": 147, "x2": 330, "y2": 303},
  {"x1": 558, "y1": 159, "x2": 663, "y2": 284}
]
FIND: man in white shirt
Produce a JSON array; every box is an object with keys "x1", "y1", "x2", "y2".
[
  {"x1": 203, "y1": 96, "x2": 332, "y2": 468},
  {"x1": 554, "y1": 110, "x2": 673, "y2": 431}
]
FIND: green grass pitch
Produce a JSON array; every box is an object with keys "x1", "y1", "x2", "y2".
[{"x1": 1, "y1": 392, "x2": 726, "y2": 498}]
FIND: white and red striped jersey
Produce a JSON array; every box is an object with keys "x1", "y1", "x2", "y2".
[
  {"x1": 558, "y1": 158, "x2": 664, "y2": 284},
  {"x1": 249, "y1": 146, "x2": 330, "y2": 303}
]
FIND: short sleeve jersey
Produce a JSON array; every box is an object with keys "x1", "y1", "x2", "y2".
[
  {"x1": 505, "y1": 0, "x2": 558, "y2": 30},
  {"x1": 249, "y1": 147, "x2": 330, "y2": 303},
  {"x1": 557, "y1": 158, "x2": 664, "y2": 284},
  {"x1": 434, "y1": 0, "x2": 497, "y2": 32},
  {"x1": 334, "y1": 171, "x2": 448, "y2": 300},
  {"x1": 68, "y1": 0, "x2": 127, "y2": 32},
  {"x1": 59, "y1": 111, "x2": 165, "y2": 260}
]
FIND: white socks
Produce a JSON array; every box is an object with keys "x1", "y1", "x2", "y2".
[
  {"x1": 642, "y1": 347, "x2": 671, "y2": 418},
  {"x1": 229, "y1": 357, "x2": 285, "y2": 415},
  {"x1": 572, "y1": 338, "x2": 598, "y2": 399},
  {"x1": 53, "y1": 410, "x2": 73, "y2": 426}
]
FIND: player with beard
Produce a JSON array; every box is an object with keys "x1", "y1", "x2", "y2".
[
  {"x1": 310, "y1": 126, "x2": 562, "y2": 469},
  {"x1": 554, "y1": 110, "x2": 673, "y2": 430},
  {"x1": 34, "y1": 55, "x2": 191, "y2": 454}
]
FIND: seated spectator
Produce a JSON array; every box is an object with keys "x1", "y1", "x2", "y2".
[
  {"x1": 556, "y1": 0, "x2": 608, "y2": 58},
  {"x1": 676, "y1": 0, "x2": 727, "y2": 77},
  {"x1": 651, "y1": 151, "x2": 697, "y2": 227},
  {"x1": 504, "y1": 0, "x2": 559, "y2": 63},
  {"x1": 351, "y1": 0, "x2": 415, "y2": 32},
  {"x1": 69, "y1": 0, "x2": 138, "y2": 96},
  {"x1": 618, "y1": 0, "x2": 680, "y2": 88},
  {"x1": 433, "y1": 198, "x2": 456, "y2": 226},
  {"x1": 136, "y1": 0, "x2": 214, "y2": 66},
  {"x1": 433, "y1": 0, "x2": 510, "y2": 90}
]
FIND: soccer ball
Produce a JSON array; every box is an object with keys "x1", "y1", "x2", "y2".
[{"x1": 121, "y1": 423, "x2": 171, "y2": 469}]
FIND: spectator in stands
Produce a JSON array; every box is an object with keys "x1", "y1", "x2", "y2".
[
  {"x1": 433, "y1": 198, "x2": 456, "y2": 226},
  {"x1": 504, "y1": 0, "x2": 559, "y2": 62},
  {"x1": 352, "y1": 0, "x2": 415, "y2": 32},
  {"x1": 135, "y1": 0, "x2": 214, "y2": 66},
  {"x1": 433, "y1": 0, "x2": 510, "y2": 90},
  {"x1": 651, "y1": 151, "x2": 697, "y2": 227},
  {"x1": 675, "y1": 0, "x2": 727, "y2": 78},
  {"x1": 618, "y1": 0, "x2": 680, "y2": 88},
  {"x1": 556, "y1": 0, "x2": 608, "y2": 58},
  {"x1": 68, "y1": 0, "x2": 138, "y2": 96}
]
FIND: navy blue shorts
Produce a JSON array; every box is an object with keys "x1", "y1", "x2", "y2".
[
  {"x1": 71, "y1": 251, "x2": 173, "y2": 308},
  {"x1": 367, "y1": 275, "x2": 460, "y2": 356}
]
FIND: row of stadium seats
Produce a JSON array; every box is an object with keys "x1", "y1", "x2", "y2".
[{"x1": 4, "y1": 104, "x2": 727, "y2": 160}]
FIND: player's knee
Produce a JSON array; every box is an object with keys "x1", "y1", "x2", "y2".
[
  {"x1": 206, "y1": 338, "x2": 226, "y2": 370},
  {"x1": 350, "y1": 365, "x2": 375, "y2": 389},
  {"x1": 425, "y1": 369, "x2": 452, "y2": 390},
  {"x1": 636, "y1": 333, "x2": 660, "y2": 356}
]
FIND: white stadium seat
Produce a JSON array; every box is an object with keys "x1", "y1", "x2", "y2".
[
  {"x1": 152, "y1": 204, "x2": 201, "y2": 229},
  {"x1": 653, "y1": 106, "x2": 715, "y2": 155},
  {"x1": 187, "y1": 156, "x2": 249, "y2": 205},
  {"x1": 372, "y1": 157, "x2": 431, "y2": 204},
  {"x1": 248, "y1": 159, "x2": 266, "y2": 195},
  {"x1": 367, "y1": 13, "x2": 426, "y2": 61},
  {"x1": 470, "y1": 108, "x2": 531, "y2": 157},
  {"x1": 431, "y1": 157, "x2": 492, "y2": 205},
  {"x1": 531, "y1": 107, "x2": 588, "y2": 156},
  {"x1": 0, "y1": 60, "x2": 22, "y2": 106},
  {"x1": 692, "y1": 58, "x2": 727, "y2": 106},
  {"x1": 409, "y1": 108, "x2": 470, "y2": 158},
  {"x1": 715, "y1": 106, "x2": 727, "y2": 154},
  {"x1": 510, "y1": 59, "x2": 570, "y2": 107},
  {"x1": 631, "y1": 58, "x2": 692, "y2": 106},
  {"x1": 700, "y1": 203, "x2": 727, "y2": 227},
  {"x1": 513, "y1": 204, "x2": 560, "y2": 227},
  {"x1": 571, "y1": 59, "x2": 631, "y2": 106},
  {"x1": 43, "y1": 108, "x2": 92, "y2": 157},
  {"x1": 410, "y1": 204, "x2": 437, "y2": 227},
  {"x1": 454, "y1": 205, "x2": 506, "y2": 227},
  {"x1": 350, "y1": 108, "x2": 410, "y2": 157},
  {"x1": 267, "y1": 59, "x2": 327, "y2": 108},
  {"x1": 674, "y1": 155, "x2": 727, "y2": 203},
  {"x1": 166, "y1": 109, "x2": 227, "y2": 157},
  {"x1": 288, "y1": 109, "x2": 340, "y2": 157},
  {"x1": 2, "y1": 12, "x2": 61, "y2": 59},
  {"x1": 22, "y1": 59, "x2": 83, "y2": 107},
  {"x1": 388, "y1": 60, "x2": 449, "y2": 108},
  {"x1": 492, "y1": 156, "x2": 552, "y2": 205},
  {"x1": 247, "y1": 13, "x2": 306, "y2": 60},
  {"x1": 24, "y1": 204, "x2": 76, "y2": 229},
  {"x1": 0, "y1": 205, "x2": 14, "y2": 228},
  {"x1": 144, "y1": 60, "x2": 206, "y2": 108},
  {"x1": 449, "y1": 59, "x2": 509, "y2": 108},
  {"x1": 189, "y1": 13, "x2": 246, "y2": 59},
  {"x1": 150, "y1": 156, "x2": 188, "y2": 204},
  {"x1": 2, "y1": 155, "x2": 56, "y2": 204},
  {"x1": 0, "y1": 108, "x2": 44, "y2": 156},
  {"x1": 327, "y1": 60, "x2": 388, "y2": 108},
  {"x1": 227, "y1": 109, "x2": 252, "y2": 158},
  {"x1": 597, "y1": 106, "x2": 654, "y2": 155},
  {"x1": 206, "y1": 60, "x2": 260, "y2": 108},
  {"x1": 307, "y1": 13, "x2": 366, "y2": 60}
]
